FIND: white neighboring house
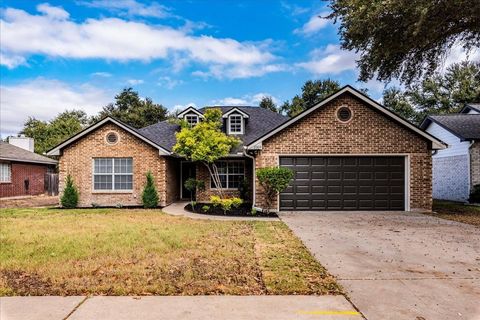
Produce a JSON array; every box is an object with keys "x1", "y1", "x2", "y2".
[{"x1": 420, "y1": 104, "x2": 480, "y2": 202}]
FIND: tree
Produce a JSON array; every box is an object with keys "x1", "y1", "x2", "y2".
[
  {"x1": 142, "y1": 171, "x2": 159, "y2": 208},
  {"x1": 256, "y1": 167, "x2": 294, "y2": 214},
  {"x1": 61, "y1": 175, "x2": 79, "y2": 208},
  {"x1": 92, "y1": 88, "x2": 168, "y2": 128},
  {"x1": 328, "y1": 0, "x2": 480, "y2": 84},
  {"x1": 21, "y1": 110, "x2": 89, "y2": 154},
  {"x1": 184, "y1": 178, "x2": 205, "y2": 209},
  {"x1": 259, "y1": 96, "x2": 278, "y2": 113},
  {"x1": 173, "y1": 108, "x2": 239, "y2": 197},
  {"x1": 382, "y1": 61, "x2": 480, "y2": 124},
  {"x1": 280, "y1": 79, "x2": 341, "y2": 117}
]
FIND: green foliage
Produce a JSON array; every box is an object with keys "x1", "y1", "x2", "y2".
[
  {"x1": 327, "y1": 0, "x2": 480, "y2": 84},
  {"x1": 210, "y1": 196, "x2": 243, "y2": 214},
  {"x1": 250, "y1": 207, "x2": 257, "y2": 216},
  {"x1": 21, "y1": 110, "x2": 89, "y2": 154},
  {"x1": 184, "y1": 177, "x2": 204, "y2": 209},
  {"x1": 256, "y1": 167, "x2": 294, "y2": 214},
  {"x1": 280, "y1": 79, "x2": 341, "y2": 117},
  {"x1": 141, "y1": 171, "x2": 159, "y2": 208},
  {"x1": 201, "y1": 205, "x2": 210, "y2": 213},
  {"x1": 259, "y1": 96, "x2": 278, "y2": 113},
  {"x1": 469, "y1": 185, "x2": 480, "y2": 203},
  {"x1": 382, "y1": 62, "x2": 480, "y2": 124},
  {"x1": 92, "y1": 88, "x2": 168, "y2": 128},
  {"x1": 173, "y1": 109, "x2": 239, "y2": 195},
  {"x1": 60, "y1": 175, "x2": 79, "y2": 208},
  {"x1": 237, "y1": 176, "x2": 250, "y2": 201}
]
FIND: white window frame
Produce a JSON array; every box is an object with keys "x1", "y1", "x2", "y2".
[
  {"x1": 228, "y1": 114, "x2": 244, "y2": 134},
  {"x1": 92, "y1": 158, "x2": 133, "y2": 192},
  {"x1": 0, "y1": 163, "x2": 12, "y2": 183},
  {"x1": 210, "y1": 160, "x2": 245, "y2": 189},
  {"x1": 185, "y1": 114, "x2": 199, "y2": 127}
]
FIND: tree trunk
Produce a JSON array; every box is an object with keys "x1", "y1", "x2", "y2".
[{"x1": 203, "y1": 162, "x2": 224, "y2": 198}]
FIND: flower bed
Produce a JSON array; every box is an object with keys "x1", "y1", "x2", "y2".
[{"x1": 185, "y1": 203, "x2": 278, "y2": 218}]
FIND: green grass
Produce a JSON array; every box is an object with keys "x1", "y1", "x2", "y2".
[
  {"x1": 0, "y1": 208, "x2": 341, "y2": 296},
  {"x1": 425, "y1": 200, "x2": 480, "y2": 227}
]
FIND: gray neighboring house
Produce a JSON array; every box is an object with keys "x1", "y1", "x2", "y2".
[{"x1": 421, "y1": 105, "x2": 480, "y2": 202}]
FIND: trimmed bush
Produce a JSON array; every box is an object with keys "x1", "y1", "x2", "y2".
[
  {"x1": 256, "y1": 167, "x2": 294, "y2": 214},
  {"x1": 210, "y1": 196, "x2": 243, "y2": 214},
  {"x1": 142, "y1": 171, "x2": 159, "y2": 208},
  {"x1": 184, "y1": 178, "x2": 205, "y2": 209},
  {"x1": 469, "y1": 184, "x2": 480, "y2": 203},
  {"x1": 61, "y1": 175, "x2": 79, "y2": 208}
]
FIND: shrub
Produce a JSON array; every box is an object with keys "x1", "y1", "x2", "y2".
[
  {"x1": 202, "y1": 205, "x2": 210, "y2": 213},
  {"x1": 251, "y1": 207, "x2": 257, "y2": 216},
  {"x1": 142, "y1": 171, "x2": 159, "y2": 208},
  {"x1": 469, "y1": 184, "x2": 480, "y2": 203},
  {"x1": 184, "y1": 178, "x2": 205, "y2": 209},
  {"x1": 256, "y1": 167, "x2": 294, "y2": 214},
  {"x1": 238, "y1": 176, "x2": 250, "y2": 201},
  {"x1": 210, "y1": 196, "x2": 243, "y2": 214},
  {"x1": 61, "y1": 175, "x2": 79, "y2": 208}
]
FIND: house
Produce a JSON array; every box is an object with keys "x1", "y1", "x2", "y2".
[
  {"x1": 0, "y1": 139, "x2": 57, "y2": 198},
  {"x1": 420, "y1": 109, "x2": 480, "y2": 202},
  {"x1": 47, "y1": 86, "x2": 445, "y2": 211}
]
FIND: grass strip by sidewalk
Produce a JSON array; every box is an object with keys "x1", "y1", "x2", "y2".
[{"x1": 0, "y1": 208, "x2": 341, "y2": 296}]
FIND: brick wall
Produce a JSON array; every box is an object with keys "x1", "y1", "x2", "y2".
[
  {"x1": 59, "y1": 123, "x2": 177, "y2": 207},
  {"x1": 470, "y1": 142, "x2": 480, "y2": 188},
  {"x1": 254, "y1": 92, "x2": 433, "y2": 211},
  {"x1": 0, "y1": 161, "x2": 52, "y2": 198}
]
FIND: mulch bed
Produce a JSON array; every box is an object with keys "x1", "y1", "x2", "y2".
[{"x1": 185, "y1": 203, "x2": 278, "y2": 218}]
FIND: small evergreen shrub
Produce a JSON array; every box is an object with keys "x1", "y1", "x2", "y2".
[
  {"x1": 469, "y1": 184, "x2": 480, "y2": 203},
  {"x1": 184, "y1": 178, "x2": 205, "y2": 209},
  {"x1": 142, "y1": 171, "x2": 159, "y2": 208},
  {"x1": 202, "y1": 205, "x2": 210, "y2": 213},
  {"x1": 256, "y1": 167, "x2": 294, "y2": 214},
  {"x1": 61, "y1": 175, "x2": 79, "y2": 208}
]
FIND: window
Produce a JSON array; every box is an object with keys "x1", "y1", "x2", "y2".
[
  {"x1": 93, "y1": 158, "x2": 133, "y2": 191},
  {"x1": 185, "y1": 114, "x2": 199, "y2": 127},
  {"x1": 337, "y1": 106, "x2": 352, "y2": 122},
  {"x1": 211, "y1": 160, "x2": 245, "y2": 189},
  {"x1": 228, "y1": 115, "x2": 243, "y2": 134},
  {"x1": 0, "y1": 163, "x2": 11, "y2": 183},
  {"x1": 106, "y1": 132, "x2": 118, "y2": 144}
]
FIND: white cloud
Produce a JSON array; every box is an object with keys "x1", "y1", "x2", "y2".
[
  {"x1": 296, "y1": 45, "x2": 358, "y2": 75},
  {"x1": 37, "y1": 3, "x2": 70, "y2": 20},
  {"x1": 442, "y1": 43, "x2": 480, "y2": 70},
  {"x1": 0, "y1": 78, "x2": 111, "y2": 136},
  {"x1": 193, "y1": 63, "x2": 288, "y2": 79},
  {"x1": 212, "y1": 93, "x2": 279, "y2": 106},
  {"x1": 0, "y1": 4, "x2": 280, "y2": 79},
  {"x1": 0, "y1": 53, "x2": 26, "y2": 69},
  {"x1": 79, "y1": 0, "x2": 172, "y2": 19},
  {"x1": 170, "y1": 102, "x2": 197, "y2": 115},
  {"x1": 127, "y1": 79, "x2": 144, "y2": 85},
  {"x1": 91, "y1": 72, "x2": 111, "y2": 77},
  {"x1": 294, "y1": 12, "x2": 330, "y2": 35},
  {"x1": 157, "y1": 76, "x2": 183, "y2": 89}
]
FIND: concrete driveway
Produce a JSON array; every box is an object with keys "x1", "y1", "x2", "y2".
[{"x1": 280, "y1": 211, "x2": 480, "y2": 320}]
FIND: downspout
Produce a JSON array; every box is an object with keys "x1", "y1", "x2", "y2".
[
  {"x1": 243, "y1": 147, "x2": 256, "y2": 208},
  {"x1": 467, "y1": 140, "x2": 475, "y2": 201}
]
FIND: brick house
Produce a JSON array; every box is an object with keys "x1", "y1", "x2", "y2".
[
  {"x1": 420, "y1": 104, "x2": 480, "y2": 202},
  {"x1": 0, "y1": 141, "x2": 57, "y2": 198},
  {"x1": 47, "y1": 86, "x2": 445, "y2": 211}
]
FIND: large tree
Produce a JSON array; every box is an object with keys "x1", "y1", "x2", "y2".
[
  {"x1": 280, "y1": 79, "x2": 341, "y2": 117},
  {"x1": 21, "y1": 110, "x2": 89, "y2": 154},
  {"x1": 328, "y1": 0, "x2": 480, "y2": 84},
  {"x1": 92, "y1": 88, "x2": 168, "y2": 128},
  {"x1": 382, "y1": 61, "x2": 480, "y2": 123},
  {"x1": 259, "y1": 96, "x2": 278, "y2": 113}
]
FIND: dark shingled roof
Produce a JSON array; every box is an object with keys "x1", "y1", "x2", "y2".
[
  {"x1": 422, "y1": 114, "x2": 480, "y2": 140},
  {"x1": 138, "y1": 106, "x2": 288, "y2": 153},
  {"x1": 0, "y1": 141, "x2": 57, "y2": 164}
]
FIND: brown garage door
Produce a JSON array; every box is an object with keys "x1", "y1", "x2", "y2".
[{"x1": 280, "y1": 156, "x2": 405, "y2": 211}]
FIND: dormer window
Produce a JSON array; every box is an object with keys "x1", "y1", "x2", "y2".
[
  {"x1": 185, "y1": 114, "x2": 199, "y2": 127},
  {"x1": 228, "y1": 114, "x2": 243, "y2": 134}
]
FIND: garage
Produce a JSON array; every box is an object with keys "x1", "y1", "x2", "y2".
[{"x1": 279, "y1": 156, "x2": 405, "y2": 211}]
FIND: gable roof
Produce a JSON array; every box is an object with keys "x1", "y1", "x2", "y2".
[
  {"x1": 221, "y1": 107, "x2": 250, "y2": 118},
  {"x1": 246, "y1": 85, "x2": 446, "y2": 150},
  {"x1": 460, "y1": 103, "x2": 480, "y2": 114},
  {"x1": 177, "y1": 106, "x2": 204, "y2": 118},
  {"x1": 420, "y1": 114, "x2": 480, "y2": 141},
  {"x1": 0, "y1": 141, "x2": 57, "y2": 165},
  {"x1": 46, "y1": 117, "x2": 171, "y2": 156}
]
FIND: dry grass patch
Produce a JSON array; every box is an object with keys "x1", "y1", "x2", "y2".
[
  {"x1": 425, "y1": 201, "x2": 480, "y2": 227},
  {"x1": 0, "y1": 208, "x2": 341, "y2": 296}
]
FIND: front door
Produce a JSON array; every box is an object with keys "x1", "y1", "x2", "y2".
[{"x1": 181, "y1": 162, "x2": 196, "y2": 199}]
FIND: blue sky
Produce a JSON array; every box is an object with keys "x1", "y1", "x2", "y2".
[{"x1": 0, "y1": 0, "x2": 471, "y2": 137}]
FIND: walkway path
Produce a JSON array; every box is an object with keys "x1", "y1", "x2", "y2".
[
  {"x1": 0, "y1": 295, "x2": 362, "y2": 320},
  {"x1": 162, "y1": 201, "x2": 280, "y2": 221}
]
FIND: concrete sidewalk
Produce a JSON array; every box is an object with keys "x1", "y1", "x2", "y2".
[{"x1": 0, "y1": 295, "x2": 362, "y2": 320}]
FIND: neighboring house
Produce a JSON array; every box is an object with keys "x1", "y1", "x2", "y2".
[
  {"x1": 421, "y1": 111, "x2": 480, "y2": 202},
  {"x1": 0, "y1": 139, "x2": 57, "y2": 198},
  {"x1": 47, "y1": 86, "x2": 445, "y2": 211}
]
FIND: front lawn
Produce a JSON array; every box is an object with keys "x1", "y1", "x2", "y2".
[
  {"x1": 0, "y1": 208, "x2": 341, "y2": 296},
  {"x1": 425, "y1": 200, "x2": 480, "y2": 227}
]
